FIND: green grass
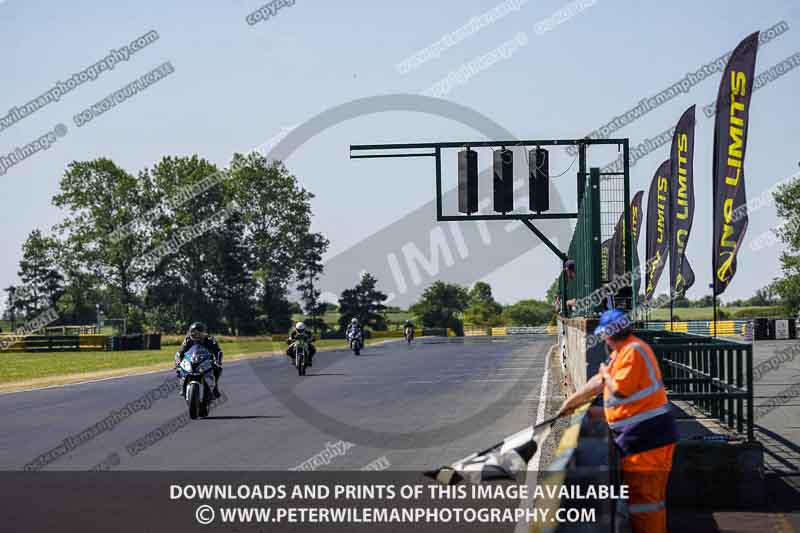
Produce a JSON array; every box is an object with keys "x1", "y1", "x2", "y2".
[
  {"x1": 647, "y1": 305, "x2": 786, "y2": 321},
  {"x1": 0, "y1": 338, "x2": 382, "y2": 385}
]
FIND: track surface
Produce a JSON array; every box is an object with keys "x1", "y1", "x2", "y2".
[{"x1": 0, "y1": 336, "x2": 553, "y2": 471}]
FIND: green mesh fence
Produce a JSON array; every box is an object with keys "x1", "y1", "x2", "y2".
[
  {"x1": 561, "y1": 167, "x2": 632, "y2": 316},
  {"x1": 562, "y1": 168, "x2": 601, "y2": 315}
]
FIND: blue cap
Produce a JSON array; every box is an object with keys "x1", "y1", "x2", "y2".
[{"x1": 593, "y1": 309, "x2": 629, "y2": 337}]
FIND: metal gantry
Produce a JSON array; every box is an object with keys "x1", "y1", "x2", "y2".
[{"x1": 350, "y1": 137, "x2": 632, "y2": 315}]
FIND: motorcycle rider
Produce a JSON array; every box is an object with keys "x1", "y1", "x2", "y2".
[
  {"x1": 403, "y1": 319, "x2": 415, "y2": 339},
  {"x1": 174, "y1": 322, "x2": 223, "y2": 399},
  {"x1": 345, "y1": 318, "x2": 363, "y2": 347},
  {"x1": 287, "y1": 321, "x2": 316, "y2": 366}
]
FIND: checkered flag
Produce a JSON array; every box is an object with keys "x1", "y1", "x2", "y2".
[{"x1": 424, "y1": 416, "x2": 558, "y2": 485}]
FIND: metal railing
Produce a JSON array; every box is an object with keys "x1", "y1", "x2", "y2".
[{"x1": 636, "y1": 329, "x2": 754, "y2": 441}]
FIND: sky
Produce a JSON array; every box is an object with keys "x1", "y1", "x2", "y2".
[{"x1": 1, "y1": 0, "x2": 799, "y2": 308}]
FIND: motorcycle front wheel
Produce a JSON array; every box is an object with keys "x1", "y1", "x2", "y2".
[
  {"x1": 187, "y1": 382, "x2": 200, "y2": 420},
  {"x1": 199, "y1": 381, "x2": 211, "y2": 417}
]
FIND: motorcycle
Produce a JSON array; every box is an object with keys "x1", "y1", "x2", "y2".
[
  {"x1": 177, "y1": 345, "x2": 216, "y2": 420},
  {"x1": 404, "y1": 327, "x2": 414, "y2": 344},
  {"x1": 348, "y1": 330, "x2": 363, "y2": 356},
  {"x1": 293, "y1": 336, "x2": 310, "y2": 376}
]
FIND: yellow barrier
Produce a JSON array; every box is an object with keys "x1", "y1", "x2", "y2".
[
  {"x1": 713, "y1": 320, "x2": 737, "y2": 335},
  {"x1": 447, "y1": 328, "x2": 456, "y2": 337},
  {"x1": 0, "y1": 335, "x2": 25, "y2": 351},
  {"x1": 530, "y1": 404, "x2": 591, "y2": 533},
  {"x1": 79, "y1": 334, "x2": 108, "y2": 351},
  {"x1": 464, "y1": 328, "x2": 489, "y2": 337},
  {"x1": 369, "y1": 330, "x2": 405, "y2": 338},
  {"x1": 664, "y1": 321, "x2": 688, "y2": 332},
  {"x1": 490, "y1": 327, "x2": 507, "y2": 336}
]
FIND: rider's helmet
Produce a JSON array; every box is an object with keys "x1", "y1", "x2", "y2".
[
  {"x1": 351, "y1": 318, "x2": 359, "y2": 326},
  {"x1": 295, "y1": 322, "x2": 306, "y2": 333},
  {"x1": 404, "y1": 319, "x2": 412, "y2": 326},
  {"x1": 188, "y1": 322, "x2": 207, "y2": 342}
]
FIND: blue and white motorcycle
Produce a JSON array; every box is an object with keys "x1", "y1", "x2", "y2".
[
  {"x1": 347, "y1": 329, "x2": 363, "y2": 356},
  {"x1": 177, "y1": 345, "x2": 216, "y2": 419}
]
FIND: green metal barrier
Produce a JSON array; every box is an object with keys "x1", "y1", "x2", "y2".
[
  {"x1": 562, "y1": 168, "x2": 602, "y2": 315},
  {"x1": 635, "y1": 328, "x2": 754, "y2": 441},
  {"x1": 560, "y1": 165, "x2": 634, "y2": 317}
]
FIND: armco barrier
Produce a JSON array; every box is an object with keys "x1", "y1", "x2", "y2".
[
  {"x1": 532, "y1": 404, "x2": 619, "y2": 533},
  {"x1": 105, "y1": 334, "x2": 162, "y2": 351},
  {"x1": 464, "y1": 327, "x2": 489, "y2": 337},
  {"x1": 483, "y1": 325, "x2": 558, "y2": 336},
  {"x1": 79, "y1": 334, "x2": 108, "y2": 351},
  {"x1": 24, "y1": 335, "x2": 80, "y2": 352},
  {"x1": 420, "y1": 327, "x2": 455, "y2": 337},
  {"x1": 506, "y1": 326, "x2": 550, "y2": 334},
  {"x1": 644, "y1": 319, "x2": 750, "y2": 337},
  {"x1": 0, "y1": 335, "x2": 25, "y2": 351},
  {"x1": 368, "y1": 330, "x2": 405, "y2": 339}
]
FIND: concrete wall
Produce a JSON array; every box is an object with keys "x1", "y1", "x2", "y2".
[{"x1": 559, "y1": 317, "x2": 605, "y2": 392}]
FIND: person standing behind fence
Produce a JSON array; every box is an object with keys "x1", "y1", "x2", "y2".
[
  {"x1": 556, "y1": 309, "x2": 678, "y2": 533},
  {"x1": 557, "y1": 259, "x2": 578, "y2": 315}
]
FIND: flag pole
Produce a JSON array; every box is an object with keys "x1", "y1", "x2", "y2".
[
  {"x1": 669, "y1": 181, "x2": 674, "y2": 326},
  {"x1": 712, "y1": 159, "x2": 718, "y2": 338}
]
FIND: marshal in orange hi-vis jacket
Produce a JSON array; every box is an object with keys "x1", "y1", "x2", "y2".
[{"x1": 558, "y1": 309, "x2": 678, "y2": 533}]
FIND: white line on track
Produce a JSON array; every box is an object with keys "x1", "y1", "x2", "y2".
[{"x1": 514, "y1": 343, "x2": 553, "y2": 533}]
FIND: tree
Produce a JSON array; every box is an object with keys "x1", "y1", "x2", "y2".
[
  {"x1": 17, "y1": 230, "x2": 65, "y2": 316},
  {"x1": 464, "y1": 281, "x2": 503, "y2": 327},
  {"x1": 296, "y1": 233, "x2": 330, "y2": 332},
  {"x1": 338, "y1": 272, "x2": 388, "y2": 331},
  {"x1": 228, "y1": 154, "x2": 321, "y2": 334},
  {"x1": 52, "y1": 159, "x2": 150, "y2": 323},
  {"x1": 57, "y1": 263, "x2": 104, "y2": 326},
  {"x1": 693, "y1": 295, "x2": 714, "y2": 308},
  {"x1": 140, "y1": 155, "x2": 229, "y2": 333},
  {"x1": 12, "y1": 151, "x2": 326, "y2": 335},
  {"x1": 503, "y1": 299, "x2": 552, "y2": 326},
  {"x1": 545, "y1": 277, "x2": 560, "y2": 305},
  {"x1": 3, "y1": 286, "x2": 22, "y2": 328},
  {"x1": 672, "y1": 295, "x2": 690, "y2": 308},
  {"x1": 410, "y1": 281, "x2": 469, "y2": 335},
  {"x1": 207, "y1": 213, "x2": 257, "y2": 335},
  {"x1": 746, "y1": 285, "x2": 780, "y2": 307},
  {"x1": 773, "y1": 174, "x2": 800, "y2": 311},
  {"x1": 320, "y1": 302, "x2": 338, "y2": 313}
]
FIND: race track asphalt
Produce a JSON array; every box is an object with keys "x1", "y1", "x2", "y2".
[{"x1": 0, "y1": 336, "x2": 554, "y2": 472}]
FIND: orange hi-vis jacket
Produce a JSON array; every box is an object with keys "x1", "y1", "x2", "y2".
[
  {"x1": 603, "y1": 335, "x2": 677, "y2": 533},
  {"x1": 603, "y1": 335, "x2": 678, "y2": 456}
]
